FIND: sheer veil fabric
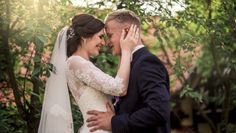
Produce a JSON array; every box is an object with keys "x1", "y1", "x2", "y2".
[{"x1": 38, "y1": 27, "x2": 74, "y2": 133}]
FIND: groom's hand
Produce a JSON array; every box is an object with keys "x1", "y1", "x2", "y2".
[{"x1": 86, "y1": 102, "x2": 115, "y2": 132}]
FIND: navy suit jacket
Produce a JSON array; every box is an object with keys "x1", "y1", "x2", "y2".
[{"x1": 111, "y1": 47, "x2": 171, "y2": 133}]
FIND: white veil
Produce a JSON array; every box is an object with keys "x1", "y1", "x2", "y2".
[{"x1": 38, "y1": 27, "x2": 74, "y2": 133}]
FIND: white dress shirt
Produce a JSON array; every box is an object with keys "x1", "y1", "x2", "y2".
[{"x1": 131, "y1": 44, "x2": 145, "y2": 61}]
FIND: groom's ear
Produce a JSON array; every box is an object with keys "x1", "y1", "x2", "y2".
[{"x1": 124, "y1": 27, "x2": 130, "y2": 38}]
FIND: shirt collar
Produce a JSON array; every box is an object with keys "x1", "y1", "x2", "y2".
[{"x1": 131, "y1": 44, "x2": 145, "y2": 61}]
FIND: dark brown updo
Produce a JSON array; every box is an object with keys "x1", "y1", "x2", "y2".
[{"x1": 66, "y1": 14, "x2": 105, "y2": 57}]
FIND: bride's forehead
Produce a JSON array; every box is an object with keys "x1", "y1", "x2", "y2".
[{"x1": 99, "y1": 29, "x2": 105, "y2": 34}]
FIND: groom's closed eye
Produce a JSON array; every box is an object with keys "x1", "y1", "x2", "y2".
[{"x1": 106, "y1": 33, "x2": 112, "y2": 39}]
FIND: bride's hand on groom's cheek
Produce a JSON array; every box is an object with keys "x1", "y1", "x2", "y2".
[{"x1": 86, "y1": 102, "x2": 115, "y2": 132}]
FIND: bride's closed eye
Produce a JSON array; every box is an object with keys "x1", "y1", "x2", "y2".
[
  {"x1": 99, "y1": 34, "x2": 109, "y2": 41},
  {"x1": 99, "y1": 34, "x2": 105, "y2": 39}
]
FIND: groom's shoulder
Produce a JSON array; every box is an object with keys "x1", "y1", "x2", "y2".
[
  {"x1": 138, "y1": 48, "x2": 167, "y2": 70},
  {"x1": 139, "y1": 48, "x2": 161, "y2": 63}
]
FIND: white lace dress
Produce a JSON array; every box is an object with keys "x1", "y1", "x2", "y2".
[{"x1": 66, "y1": 56, "x2": 125, "y2": 133}]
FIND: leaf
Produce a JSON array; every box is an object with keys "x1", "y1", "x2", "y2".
[
  {"x1": 31, "y1": 91, "x2": 40, "y2": 98},
  {"x1": 180, "y1": 84, "x2": 203, "y2": 103},
  {"x1": 39, "y1": 24, "x2": 52, "y2": 34},
  {"x1": 37, "y1": 35, "x2": 47, "y2": 44},
  {"x1": 32, "y1": 67, "x2": 41, "y2": 77},
  {"x1": 33, "y1": 55, "x2": 41, "y2": 63}
]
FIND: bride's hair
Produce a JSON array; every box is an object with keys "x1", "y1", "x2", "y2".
[{"x1": 66, "y1": 14, "x2": 104, "y2": 57}]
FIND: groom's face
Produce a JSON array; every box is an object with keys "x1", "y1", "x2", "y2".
[{"x1": 105, "y1": 20, "x2": 123, "y2": 56}]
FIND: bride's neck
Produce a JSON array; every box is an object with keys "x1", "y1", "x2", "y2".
[{"x1": 73, "y1": 48, "x2": 89, "y2": 60}]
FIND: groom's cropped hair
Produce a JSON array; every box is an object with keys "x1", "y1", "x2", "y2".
[{"x1": 105, "y1": 9, "x2": 141, "y2": 27}]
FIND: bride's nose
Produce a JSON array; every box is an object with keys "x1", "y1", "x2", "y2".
[{"x1": 101, "y1": 38, "x2": 106, "y2": 46}]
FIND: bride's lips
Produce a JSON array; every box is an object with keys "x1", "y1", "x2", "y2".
[
  {"x1": 95, "y1": 43, "x2": 101, "y2": 47},
  {"x1": 96, "y1": 44, "x2": 101, "y2": 50}
]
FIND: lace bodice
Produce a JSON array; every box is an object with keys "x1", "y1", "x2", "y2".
[{"x1": 65, "y1": 55, "x2": 125, "y2": 133}]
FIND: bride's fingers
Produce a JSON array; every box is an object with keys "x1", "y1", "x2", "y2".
[
  {"x1": 120, "y1": 29, "x2": 125, "y2": 41},
  {"x1": 131, "y1": 25, "x2": 137, "y2": 38},
  {"x1": 125, "y1": 24, "x2": 134, "y2": 38},
  {"x1": 134, "y1": 28, "x2": 139, "y2": 40}
]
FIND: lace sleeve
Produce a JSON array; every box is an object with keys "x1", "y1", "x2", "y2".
[{"x1": 68, "y1": 56, "x2": 125, "y2": 96}]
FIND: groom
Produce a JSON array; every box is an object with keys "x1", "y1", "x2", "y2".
[{"x1": 87, "y1": 9, "x2": 171, "y2": 133}]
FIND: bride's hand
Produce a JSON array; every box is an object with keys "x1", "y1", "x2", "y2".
[{"x1": 120, "y1": 24, "x2": 139, "y2": 53}]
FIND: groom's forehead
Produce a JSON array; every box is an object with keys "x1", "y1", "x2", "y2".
[
  {"x1": 105, "y1": 25, "x2": 115, "y2": 33},
  {"x1": 106, "y1": 20, "x2": 120, "y2": 29},
  {"x1": 105, "y1": 23, "x2": 114, "y2": 30},
  {"x1": 105, "y1": 24, "x2": 121, "y2": 33}
]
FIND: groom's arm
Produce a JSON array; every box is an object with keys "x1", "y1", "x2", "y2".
[{"x1": 111, "y1": 56, "x2": 170, "y2": 133}]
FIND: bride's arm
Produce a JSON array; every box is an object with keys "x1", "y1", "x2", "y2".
[
  {"x1": 114, "y1": 50, "x2": 131, "y2": 96},
  {"x1": 68, "y1": 57, "x2": 127, "y2": 96},
  {"x1": 115, "y1": 24, "x2": 139, "y2": 95}
]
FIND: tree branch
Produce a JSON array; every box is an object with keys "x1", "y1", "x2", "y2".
[
  {"x1": 2, "y1": 0, "x2": 27, "y2": 119},
  {"x1": 197, "y1": 104, "x2": 217, "y2": 133}
]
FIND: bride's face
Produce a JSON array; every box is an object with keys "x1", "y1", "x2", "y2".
[{"x1": 83, "y1": 29, "x2": 105, "y2": 57}]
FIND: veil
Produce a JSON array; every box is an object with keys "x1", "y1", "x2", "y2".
[{"x1": 38, "y1": 27, "x2": 74, "y2": 133}]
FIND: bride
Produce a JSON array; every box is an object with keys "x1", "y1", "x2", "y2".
[{"x1": 38, "y1": 14, "x2": 139, "y2": 133}]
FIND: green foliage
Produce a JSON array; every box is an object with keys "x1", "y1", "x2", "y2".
[
  {"x1": 219, "y1": 123, "x2": 236, "y2": 133},
  {"x1": 70, "y1": 101, "x2": 83, "y2": 132},
  {"x1": 158, "y1": 0, "x2": 236, "y2": 132},
  {"x1": 0, "y1": 104, "x2": 26, "y2": 133},
  {"x1": 180, "y1": 85, "x2": 203, "y2": 103}
]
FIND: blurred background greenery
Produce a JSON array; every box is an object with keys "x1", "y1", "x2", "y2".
[{"x1": 0, "y1": 0, "x2": 236, "y2": 133}]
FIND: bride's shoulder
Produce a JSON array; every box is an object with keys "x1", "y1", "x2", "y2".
[{"x1": 67, "y1": 55, "x2": 84, "y2": 61}]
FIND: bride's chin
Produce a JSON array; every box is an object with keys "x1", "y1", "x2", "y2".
[{"x1": 92, "y1": 52, "x2": 99, "y2": 56}]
